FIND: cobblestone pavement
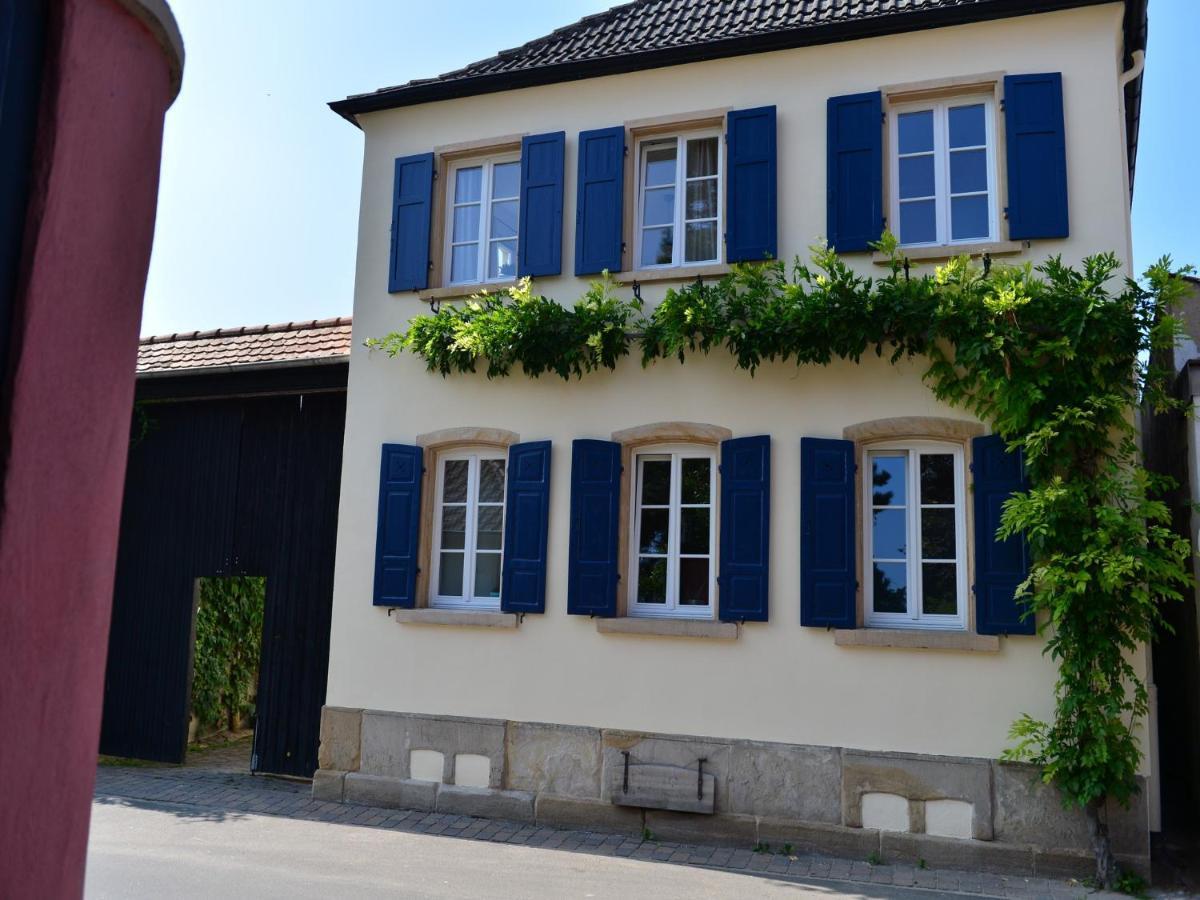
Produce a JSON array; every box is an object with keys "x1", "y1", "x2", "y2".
[{"x1": 93, "y1": 766, "x2": 1112, "y2": 899}]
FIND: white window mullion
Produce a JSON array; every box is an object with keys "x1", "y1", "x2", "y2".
[
  {"x1": 673, "y1": 138, "x2": 685, "y2": 268},
  {"x1": 666, "y1": 453, "x2": 681, "y2": 610},
  {"x1": 463, "y1": 456, "x2": 478, "y2": 602}
]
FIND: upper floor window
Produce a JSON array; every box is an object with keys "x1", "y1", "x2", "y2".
[
  {"x1": 865, "y1": 441, "x2": 967, "y2": 630},
  {"x1": 446, "y1": 155, "x2": 520, "y2": 285},
  {"x1": 890, "y1": 97, "x2": 997, "y2": 247},
  {"x1": 629, "y1": 446, "x2": 716, "y2": 619},
  {"x1": 636, "y1": 131, "x2": 722, "y2": 269},
  {"x1": 430, "y1": 450, "x2": 506, "y2": 609}
]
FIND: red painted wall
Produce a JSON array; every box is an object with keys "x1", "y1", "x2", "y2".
[{"x1": 0, "y1": 1, "x2": 176, "y2": 896}]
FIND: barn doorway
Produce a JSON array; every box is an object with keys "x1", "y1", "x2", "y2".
[{"x1": 187, "y1": 576, "x2": 266, "y2": 772}]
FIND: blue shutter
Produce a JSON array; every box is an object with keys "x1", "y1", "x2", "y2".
[
  {"x1": 388, "y1": 153, "x2": 434, "y2": 292},
  {"x1": 718, "y1": 436, "x2": 771, "y2": 622},
  {"x1": 826, "y1": 92, "x2": 882, "y2": 253},
  {"x1": 518, "y1": 131, "x2": 565, "y2": 277},
  {"x1": 1004, "y1": 73, "x2": 1069, "y2": 240},
  {"x1": 800, "y1": 438, "x2": 857, "y2": 627},
  {"x1": 725, "y1": 106, "x2": 777, "y2": 263},
  {"x1": 566, "y1": 439, "x2": 621, "y2": 617},
  {"x1": 373, "y1": 444, "x2": 423, "y2": 607},
  {"x1": 574, "y1": 126, "x2": 626, "y2": 275},
  {"x1": 501, "y1": 441, "x2": 552, "y2": 614},
  {"x1": 972, "y1": 435, "x2": 1034, "y2": 635}
]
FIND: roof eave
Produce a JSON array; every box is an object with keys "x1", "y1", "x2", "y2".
[{"x1": 328, "y1": 0, "x2": 1129, "y2": 127}]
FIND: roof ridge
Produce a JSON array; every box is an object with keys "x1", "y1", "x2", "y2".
[{"x1": 140, "y1": 316, "x2": 353, "y2": 346}]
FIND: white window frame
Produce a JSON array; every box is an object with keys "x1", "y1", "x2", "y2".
[
  {"x1": 634, "y1": 129, "x2": 723, "y2": 269},
  {"x1": 628, "y1": 444, "x2": 718, "y2": 620},
  {"x1": 429, "y1": 449, "x2": 506, "y2": 610},
  {"x1": 863, "y1": 440, "x2": 968, "y2": 631},
  {"x1": 443, "y1": 153, "x2": 521, "y2": 287},
  {"x1": 888, "y1": 95, "x2": 998, "y2": 248}
]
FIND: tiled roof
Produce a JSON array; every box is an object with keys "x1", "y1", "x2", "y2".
[
  {"x1": 331, "y1": 0, "x2": 1137, "y2": 120},
  {"x1": 137, "y1": 317, "x2": 353, "y2": 376}
]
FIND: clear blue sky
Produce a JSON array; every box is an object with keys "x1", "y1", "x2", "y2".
[{"x1": 141, "y1": 0, "x2": 1199, "y2": 337}]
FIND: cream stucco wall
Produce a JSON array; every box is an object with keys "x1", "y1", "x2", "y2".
[{"x1": 328, "y1": 3, "x2": 1149, "y2": 769}]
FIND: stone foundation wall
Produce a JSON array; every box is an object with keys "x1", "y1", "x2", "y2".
[{"x1": 313, "y1": 706, "x2": 1149, "y2": 877}]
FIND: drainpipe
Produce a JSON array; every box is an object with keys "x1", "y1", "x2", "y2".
[{"x1": 1117, "y1": 49, "x2": 1146, "y2": 270}]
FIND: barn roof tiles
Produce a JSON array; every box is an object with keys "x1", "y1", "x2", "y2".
[{"x1": 137, "y1": 317, "x2": 353, "y2": 376}]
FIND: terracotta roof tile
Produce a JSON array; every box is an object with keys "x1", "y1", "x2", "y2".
[{"x1": 137, "y1": 317, "x2": 353, "y2": 376}]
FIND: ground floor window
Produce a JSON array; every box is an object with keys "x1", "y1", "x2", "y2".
[
  {"x1": 430, "y1": 450, "x2": 506, "y2": 609},
  {"x1": 864, "y1": 441, "x2": 967, "y2": 629},
  {"x1": 629, "y1": 445, "x2": 716, "y2": 619}
]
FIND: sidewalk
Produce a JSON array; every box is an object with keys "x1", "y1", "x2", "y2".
[{"x1": 93, "y1": 764, "x2": 1126, "y2": 899}]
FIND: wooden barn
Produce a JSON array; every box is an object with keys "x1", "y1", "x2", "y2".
[{"x1": 99, "y1": 317, "x2": 351, "y2": 778}]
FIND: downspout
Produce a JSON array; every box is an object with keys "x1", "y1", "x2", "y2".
[{"x1": 1117, "y1": 49, "x2": 1145, "y2": 270}]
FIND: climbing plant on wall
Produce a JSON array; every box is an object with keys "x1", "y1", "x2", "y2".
[
  {"x1": 191, "y1": 576, "x2": 266, "y2": 736},
  {"x1": 368, "y1": 234, "x2": 1194, "y2": 888}
]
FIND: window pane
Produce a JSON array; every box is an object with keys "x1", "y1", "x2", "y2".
[
  {"x1": 640, "y1": 226, "x2": 673, "y2": 266},
  {"x1": 644, "y1": 145, "x2": 677, "y2": 186},
  {"x1": 438, "y1": 552, "x2": 464, "y2": 596},
  {"x1": 642, "y1": 187, "x2": 675, "y2": 226},
  {"x1": 950, "y1": 195, "x2": 989, "y2": 241},
  {"x1": 638, "y1": 508, "x2": 669, "y2": 554},
  {"x1": 950, "y1": 149, "x2": 987, "y2": 194},
  {"x1": 443, "y1": 460, "x2": 469, "y2": 503},
  {"x1": 872, "y1": 508, "x2": 907, "y2": 559},
  {"x1": 898, "y1": 155, "x2": 935, "y2": 200},
  {"x1": 899, "y1": 200, "x2": 936, "y2": 244},
  {"x1": 871, "y1": 454, "x2": 906, "y2": 506},
  {"x1": 873, "y1": 562, "x2": 907, "y2": 613},
  {"x1": 491, "y1": 161, "x2": 520, "y2": 198},
  {"x1": 679, "y1": 558, "x2": 709, "y2": 605},
  {"x1": 921, "y1": 508, "x2": 956, "y2": 560},
  {"x1": 454, "y1": 167, "x2": 482, "y2": 203},
  {"x1": 685, "y1": 179, "x2": 717, "y2": 220},
  {"x1": 921, "y1": 563, "x2": 957, "y2": 615},
  {"x1": 948, "y1": 103, "x2": 986, "y2": 148},
  {"x1": 473, "y1": 553, "x2": 502, "y2": 599},
  {"x1": 684, "y1": 221, "x2": 717, "y2": 263},
  {"x1": 476, "y1": 506, "x2": 504, "y2": 551},
  {"x1": 686, "y1": 137, "x2": 718, "y2": 177},
  {"x1": 897, "y1": 110, "x2": 934, "y2": 154},
  {"x1": 452, "y1": 205, "x2": 480, "y2": 243},
  {"x1": 451, "y1": 244, "x2": 478, "y2": 283},
  {"x1": 488, "y1": 240, "x2": 517, "y2": 279},
  {"x1": 640, "y1": 459, "x2": 670, "y2": 504},
  {"x1": 478, "y1": 459, "x2": 506, "y2": 502},
  {"x1": 490, "y1": 199, "x2": 518, "y2": 239},
  {"x1": 637, "y1": 558, "x2": 667, "y2": 603},
  {"x1": 681, "y1": 508, "x2": 710, "y2": 555},
  {"x1": 919, "y1": 454, "x2": 954, "y2": 505},
  {"x1": 681, "y1": 458, "x2": 710, "y2": 504},
  {"x1": 440, "y1": 505, "x2": 466, "y2": 550}
]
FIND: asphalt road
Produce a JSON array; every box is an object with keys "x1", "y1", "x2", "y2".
[{"x1": 85, "y1": 798, "x2": 978, "y2": 900}]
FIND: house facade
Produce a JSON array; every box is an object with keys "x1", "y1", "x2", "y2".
[{"x1": 320, "y1": 0, "x2": 1153, "y2": 875}]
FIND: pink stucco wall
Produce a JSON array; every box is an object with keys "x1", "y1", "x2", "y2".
[{"x1": 0, "y1": 1, "x2": 177, "y2": 896}]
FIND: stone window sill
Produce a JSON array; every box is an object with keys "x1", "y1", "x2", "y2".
[
  {"x1": 393, "y1": 608, "x2": 518, "y2": 629},
  {"x1": 596, "y1": 617, "x2": 738, "y2": 640},
  {"x1": 834, "y1": 628, "x2": 999, "y2": 652},
  {"x1": 612, "y1": 264, "x2": 731, "y2": 285},
  {"x1": 419, "y1": 281, "x2": 517, "y2": 302},
  {"x1": 871, "y1": 241, "x2": 1026, "y2": 265}
]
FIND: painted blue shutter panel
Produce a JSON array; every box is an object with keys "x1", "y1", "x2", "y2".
[
  {"x1": 800, "y1": 438, "x2": 857, "y2": 627},
  {"x1": 825, "y1": 92, "x2": 882, "y2": 253},
  {"x1": 574, "y1": 126, "x2": 626, "y2": 275},
  {"x1": 518, "y1": 131, "x2": 565, "y2": 277},
  {"x1": 388, "y1": 153, "x2": 434, "y2": 292},
  {"x1": 972, "y1": 434, "x2": 1035, "y2": 635},
  {"x1": 725, "y1": 106, "x2": 777, "y2": 263},
  {"x1": 1004, "y1": 73, "x2": 1069, "y2": 240},
  {"x1": 566, "y1": 439, "x2": 621, "y2": 616},
  {"x1": 373, "y1": 444, "x2": 423, "y2": 607},
  {"x1": 501, "y1": 441, "x2": 552, "y2": 614},
  {"x1": 718, "y1": 435, "x2": 770, "y2": 622}
]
